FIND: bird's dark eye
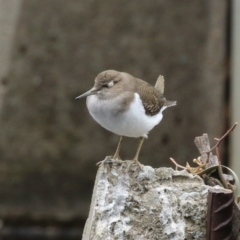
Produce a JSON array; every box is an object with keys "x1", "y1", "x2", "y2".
[{"x1": 102, "y1": 81, "x2": 114, "y2": 88}]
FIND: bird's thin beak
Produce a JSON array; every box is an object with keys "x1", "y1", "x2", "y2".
[{"x1": 75, "y1": 88, "x2": 98, "y2": 100}]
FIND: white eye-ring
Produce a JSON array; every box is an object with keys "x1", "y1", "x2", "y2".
[{"x1": 108, "y1": 81, "x2": 114, "y2": 88}]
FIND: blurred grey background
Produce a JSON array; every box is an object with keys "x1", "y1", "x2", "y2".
[{"x1": 0, "y1": 0, "x2": 234, "y2": 239}]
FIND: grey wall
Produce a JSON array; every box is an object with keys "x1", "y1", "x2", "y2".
[
  {"x1": 231, "y1": 0, "x2": 240, "y2": 178},
  {"x1": 0, "y1": 0, "x2": 227, "y2": 221}
]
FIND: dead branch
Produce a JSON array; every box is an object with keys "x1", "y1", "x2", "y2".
[
  {"x1": 169, "y1": 157, "x2": 186, "y2": 171},
  {"x1": 205, "y1": 122, "x2": 238, "y2": 163}
]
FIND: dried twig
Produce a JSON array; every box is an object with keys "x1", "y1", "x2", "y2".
[
  {"x1": 205, "y1": 122, "x2": 238, "y2": 163},
  {"x1": 169, "y1": 157, "x2": 205, "y2": 174},
  {"x1": 202, "y1": 122, "x2": 238, "y2": 189},
  {"x1": 169, "y1": 157, "x2": 186, "y2": 171},
  {"x1": 170, "y1": 123, "x2": 238, "y2": 191}
]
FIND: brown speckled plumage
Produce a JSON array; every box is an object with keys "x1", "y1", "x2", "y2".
[
  {"x1": 91, "y1": 70, "x2": 176, "y2": 116},
  {"x1": 76, "y1": 70, "x2": 176, "y2": 165},
  {"x1": 135, "y1": 78, "x2": 164, "y2": 116}
]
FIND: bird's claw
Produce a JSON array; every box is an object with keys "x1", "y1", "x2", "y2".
[
  {"x1": 133, "y1": 159, "x2": 144, "y2": 170},
  {"x1": 96, "y1": 156, "x2": 124, "y2": 166}
]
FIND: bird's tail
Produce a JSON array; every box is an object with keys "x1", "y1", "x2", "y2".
[{"x1": 164, "y1": 100, "x2": 177, "y2": 108}]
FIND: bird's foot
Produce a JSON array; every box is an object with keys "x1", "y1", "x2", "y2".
[
  {"x1": 122, "y1": 159, "x2": 144, "y2": 172},
  {"x1": 96, "y1": 156, "x2": 112, "y2": 166},
  {"x1": 132, "y1": 158, "x2": 144, "y2": 170},
  {"x1": 96, "y1": 156, "x2": 124, "y2": 166},
  {"x1": 112, "y1": 153, "x2": 122, "y2": 161}
]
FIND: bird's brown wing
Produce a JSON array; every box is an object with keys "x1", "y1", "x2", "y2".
[
  {"x1": 155, "y1": 75, "x2": 165, "y2": 95},
  {"x1": 135, "y1": 79, "x2": 165, "y2": 116}
]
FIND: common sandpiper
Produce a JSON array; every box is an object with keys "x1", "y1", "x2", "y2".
[{"x1": 76, "y1": 70, "x2": 176, "y2": 167}]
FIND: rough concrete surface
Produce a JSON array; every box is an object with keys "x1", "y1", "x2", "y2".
[{"x1": 83, "y1": 159, "x2": 222, "y2": 240}]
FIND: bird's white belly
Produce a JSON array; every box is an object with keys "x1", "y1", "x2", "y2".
[{"x1": 86, "y1": 93, "x2": 163, "y2": 138}]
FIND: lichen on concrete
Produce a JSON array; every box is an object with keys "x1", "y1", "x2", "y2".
[{"x1": 83, "y1": 159, "x2": 222, "y2": 240}]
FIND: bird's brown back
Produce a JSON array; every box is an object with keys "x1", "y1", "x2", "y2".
[{"x1": 135, "y1": 78, "x2": 165, "y2": 116}]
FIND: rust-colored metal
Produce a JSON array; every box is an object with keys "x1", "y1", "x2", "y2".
[{"x1": 207, "y1": 189, "x2": 234, "y2": 240}]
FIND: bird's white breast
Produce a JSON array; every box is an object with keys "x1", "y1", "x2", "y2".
[{"x1": 86, "y1": 93, "x2": 163, "y2": 138}]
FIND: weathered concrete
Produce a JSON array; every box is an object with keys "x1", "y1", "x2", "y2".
[
  {"x1": 0, "y1": 0, "x2": 22, "y2": 111},
  {"x1": 83, "y1": 159, "x2": 222, "y2": 240}
]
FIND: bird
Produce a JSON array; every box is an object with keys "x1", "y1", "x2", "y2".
[{"x1": 75, "y1": 70, "x2": 176, "y2": 167}]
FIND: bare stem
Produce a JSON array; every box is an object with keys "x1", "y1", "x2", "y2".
[
  {"x1": 169, "y1": 157, "x2": 187, "y2": 171},
  {"x1": 205, "y1": 122, "x2": 238, "y2": 163},
  {"x1": 202, "y1": 122, "x2": 238, "y2": 189},
  {"x1": 206, "y1": 122, "x2": 237, "y2": 154}
]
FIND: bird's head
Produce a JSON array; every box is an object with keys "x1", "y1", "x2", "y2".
[{"x1": 75, "y1": 70, "x2": 123, "y2": 100}]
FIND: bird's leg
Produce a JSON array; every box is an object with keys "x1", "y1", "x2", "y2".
[
  {"x1": 113, "y1": 136, "x2": 124, "y2": 160},
  {"x1": 132, "y1": 137, "x2": 145, "y2": 168},
  {"x1": 96, "y1": 136, "x2": 124, "y2": 166}
]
